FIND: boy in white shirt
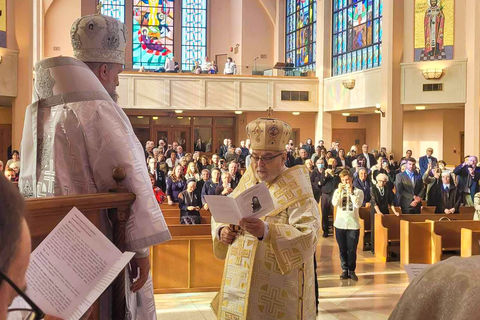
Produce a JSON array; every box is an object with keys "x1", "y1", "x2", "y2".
[{"x1": 332, "y1": 169, "x2": 364, "y2": 281}]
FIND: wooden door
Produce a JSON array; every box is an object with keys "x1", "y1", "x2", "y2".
[
  {"x1": 332, "y1": 128, "x2": 366, "y2": 151},
  {"x1": 171, "y1": 127, "x2": 190, "y2": 152},
  {"x1": 0, "y1": 124, "x2": 11, "y2": 165},
  {"x1": 216, "y1": 54, "x2": 227, "y2": 74}
]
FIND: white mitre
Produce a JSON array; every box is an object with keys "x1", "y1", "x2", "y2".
[{"x1": 70, "y1": 14, "x2": 126, "y2": 64}]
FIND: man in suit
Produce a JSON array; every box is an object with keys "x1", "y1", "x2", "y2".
[
  {"x1": 353, "y1": 167, "x2": 371, "y2": 206},
  {"x1": 430, "y1": 171, "x2": 460, "y2": 214},
  {"x1": 419, "y1": 148, "x2": 438, "y2": 176},
  {"x1": 361, "y1": 144, "x2": 377, "y2": 169},
  {"x1": 453, "y1": 155, "x2": 480, "y2": 206},
  {"x1": 395, "y1": 158, "x2": 424, "y2": 213},
  {"x1": 219, "y1": 139, "x2": 229, "y2": 159}
]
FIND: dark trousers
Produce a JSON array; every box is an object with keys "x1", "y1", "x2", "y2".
[
  {"x1": 335, "y1": 228, "x2": 360, "y2": 272},
  {"x1": 320, "y1": 193, "x2": 333, "y2": 235}
]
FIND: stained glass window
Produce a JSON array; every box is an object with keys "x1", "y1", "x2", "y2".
[
  {"x1": 100, "y1": 0, "x2": 126, "y2": 23},
  {"x1": 132, "y1": 0, "x2": 174, "y2": 69},
  {"x1": 332, "y1": 0, "x2": 382, "y2": 76},
  {"x1": 181, "y1": 0, "x2": 207, "y2": 71},
  {"x1": 285, "y1": 0, "x2": 317, "y2": 72}
]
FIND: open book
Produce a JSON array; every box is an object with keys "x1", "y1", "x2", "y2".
[
  {"x1": 22, "y1": 207, "x2": 135, "y2": 320},
  {"x1": 204, "y1": 182, "x2": 274, "y2": 225}
]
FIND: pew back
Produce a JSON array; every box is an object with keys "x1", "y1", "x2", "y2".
[
  {"x1": 461, "y1": 228, "x2": 480, "y2": 257},
  {"x1": 432, "y1": 220, "x2": 480, "y2": 263}
]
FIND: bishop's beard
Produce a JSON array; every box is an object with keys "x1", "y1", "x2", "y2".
[{"x1": 109, "y1": 90, "x2": 119, "y2": 103}]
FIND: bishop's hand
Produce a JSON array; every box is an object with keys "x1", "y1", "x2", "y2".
[
  {"x1": 220, "y1": 225, "x2": 238, "y2": 245},
  {"x1": 239, "y1": 217, "x2": 265, "y2": 239}
]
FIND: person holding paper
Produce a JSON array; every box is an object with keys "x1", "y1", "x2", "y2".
[
  {"x1": 178, "y1": 179, "x2": 202, "y2": 224},
  {"x1": 19, "y1": 13, "x2": 171, "y2": 319},
  {"x1": 0, "y1": 176, "x2": 62, "y2": 320},
  {"x1": 211, "y1": 117, "x2": 321, "y2": 320}
]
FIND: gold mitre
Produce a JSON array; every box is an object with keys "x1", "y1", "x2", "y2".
[
  {"x1": 246, "y1": 118, "x2": 291, "y2": 152},
  {"x1": 70, "y1": 14, "x2": 126, "y2": 64}
]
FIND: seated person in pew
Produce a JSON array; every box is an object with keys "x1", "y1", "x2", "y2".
[
  {"x1": 332, "y1": 169, "x2": 364, "y2": 281},
  {"x1": 0, "y1": 176, "x2": 63, "y2": 320},
  {"x1": 428, "y1": 171, "x2": 461, "y2": 214},
  {"x1": 389, "y1": 256, "x2": 480, "y2": 320},
  {"x1": 475, "y1": 192, "x2": 480, "y2": 220},
  {"x1": 201, "y1": 168, "x2": 221, "y2": 210},
  {"x1": 370, "y1": 173, "x2": 399, "y2": 254},
  {"x1": 150, "y1": 173, "x2": 166, "y2": 204},
  {"x1": 178, "y1": 179, "x2": 202, "y2": 224}
]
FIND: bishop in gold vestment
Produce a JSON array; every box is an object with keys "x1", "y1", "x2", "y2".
[{"x1": 211, "y1": 118, "x2": 321, "y2": 320}]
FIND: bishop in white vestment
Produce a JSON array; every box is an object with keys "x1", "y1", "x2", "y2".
[{"x1": 19, "y1": 14, "x2": 171, "y2": 319}]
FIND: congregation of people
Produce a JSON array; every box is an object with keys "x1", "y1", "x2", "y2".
[{"x1": 140, "y1": 134, "x2": 480, "y2": 281}]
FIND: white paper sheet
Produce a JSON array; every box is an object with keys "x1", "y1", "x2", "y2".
[
  {"x1": 204, "y1": 182, "x2": 274, "y2": 225},
  {"x1": 24, "y1": 207, "x2": 135, "y2": 320},
  {"x1": 404, "y1": 264, "x2": 430, "y2": 282}
]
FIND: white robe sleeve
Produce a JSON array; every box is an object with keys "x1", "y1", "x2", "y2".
[{"x1": 76, "y1": 101, "x2": 171, "y2": 252}]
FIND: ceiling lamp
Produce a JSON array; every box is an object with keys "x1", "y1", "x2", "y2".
[
  {"x1": 137, "y1": 116, "x2": 144, "y2": 119},
  {"x1": 152, "y1": 116, "x2": 159, "y2": 120},
  {"x1": 174, "y1": 110, "x2": 183, "y2": 114},
  {"x1": 422, "y1": 68, "x2": 444, "y2": 80},
  {"x1": 415, "y1": 105, "x2": 426, "y2": 110},
  {"x1": 292, "y1": 111, "x2": 300, "y2": 116},
  {"x1": 234, "y1": 110, "x2": 243, "y2": 115},
  {"x1": 341, "y1": 113, "x2": 350, "y2": 116}
]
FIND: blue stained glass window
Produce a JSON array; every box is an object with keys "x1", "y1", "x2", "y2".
[
  {"x1": 100, "y1": 0, "x2": 125, "y2": 23},
  {"x1": 285, "y1": 0, "x2": 317, "y2": 73},
  {"x1": 181, "y1": 0, "x2": 207, "y2": 71},
  {"x1": 332, "y1": 0, "x2": 382, "y2": 76}
]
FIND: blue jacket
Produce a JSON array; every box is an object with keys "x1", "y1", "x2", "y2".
[{"x1": 419, "y1": 155, "x2": 438, "y2": 176}]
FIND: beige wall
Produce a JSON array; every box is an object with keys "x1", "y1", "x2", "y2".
[
  {"x1": 235, "y1": 111, "x2": 317, "y2": 146},
  {"x1": 442, "y1": 109, "x2": 465, "y2": 165},
  {"x1": 403, "y1": 109, "x2": 464, "y2": 163},
  {"x1": 43, "y1": 0, "x2": 80, "y2": 57},
  {"x1": 331, "y1": 113, "x2": 381, "y2": 150}
]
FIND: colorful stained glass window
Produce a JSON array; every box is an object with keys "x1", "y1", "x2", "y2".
[
  {"x1": 332, "y1": 0, "x2": 382, "y2": 76},
  {"x1": 133, "y1": 0, "x2": 174, "y2": 69},
  {"x1": 181, "y1": 0, "x2": 207, "y2": 71},
  {"x1": 285, "y1": 0, "x2": 317, "y2": 72},
  {"x1": 100, "y1": 0, "x2": 126, "y2": 23}
]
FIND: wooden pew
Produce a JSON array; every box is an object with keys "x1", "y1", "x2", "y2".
[
  {"x1": 432, "y1": 220, "x2": 480, "y2": 263},
  {"x1": 358, "y1": 207, "x2": 371, "y2": 251},
  {"x1": 25, "y1": 192, "x2": 136, "y2": 320},
  {"x1": 376, "y1": 213, "x2": 473, "y2": 262},
  {"x1": 151, "y1": 223, "x2": 224, "y2": 293},
  {"x1": 420, "y1": 206, "x2": 437, "y2": 214},
  {"x1": 400, "y1": 218, "x2": 480, "y2": 264},
  {"x1": 461, "y1": 228, "x2": 480, "y2": 257}
]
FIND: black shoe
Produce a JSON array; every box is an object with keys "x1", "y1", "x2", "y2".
[
  {"x1": 322, "y1": 233, "x2": 329, "y2": 238},
  {"x1": 349, "y1": 271, "x2": 358, "y2": 281},
  {"x1": 340, "y1": 271, "x2": 349, "y2": 279}
]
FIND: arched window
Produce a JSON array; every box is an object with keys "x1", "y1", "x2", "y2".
[
  {"x1": 100, "y1": 0, "x2": 208, "y2": 71},
  {"x1": 181, "y1": 0, "x2": 207, "y2": 71},
  {"x1": 285, "y1": 0, "x2": 317, "y2": 73},
  {"x1": 332, "y1": 0, "x2": 383, "y2": 76}
]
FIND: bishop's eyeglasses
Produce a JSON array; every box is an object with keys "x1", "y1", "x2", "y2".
[
  {"x1": 0, "y1": 270, "x2": 45, "y2": 320},
  {"x1": 250, "y1": 153, "x2": 283, "y2": 163}
]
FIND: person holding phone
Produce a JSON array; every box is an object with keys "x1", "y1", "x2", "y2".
[{"x1": 419, "y1": 148, "x2": 438, "y2": 176}]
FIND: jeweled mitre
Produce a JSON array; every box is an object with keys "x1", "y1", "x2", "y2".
[
  {"x1": 71, "y1": 14, "x2": 126, "y2": 65},
  {"x1": 246, "y1": 118, "x2": 292, "y2": 152}
]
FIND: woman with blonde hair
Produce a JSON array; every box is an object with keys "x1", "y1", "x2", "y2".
[{"x1": 185, "y1": 161, "x2": 200, "y2": 181}]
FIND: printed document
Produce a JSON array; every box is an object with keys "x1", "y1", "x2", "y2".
[
  {"x1": 22, "y1": 207, "x2": 135, "y2": 320},
  {"x1": 204, "y1": 182, "x2": 274, "y2": 225}
]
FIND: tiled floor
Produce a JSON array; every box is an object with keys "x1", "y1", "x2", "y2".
[{"x1": 155, "y1": 236, "x2": 409, "y2": 320}]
